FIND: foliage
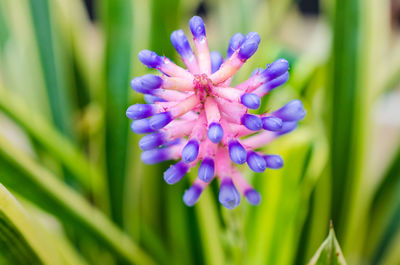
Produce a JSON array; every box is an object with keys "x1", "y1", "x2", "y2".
[
  {"x1": 308, "y1": 223, "x2": 347, "y2": 265},
  {"x1": 0, "y1": 0, "x2": 399, "y2": 264}
]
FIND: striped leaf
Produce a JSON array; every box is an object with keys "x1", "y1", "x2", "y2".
[
  {"x1": 0, "y1": 134, "x2": 156, "y2": 265},
  {"x1": 0, "y1": 184, "x2": 71, "y2": 265},
  {"x1": 28, "y1": 0, "x2": 74, "y2": 138},
  {"x1": 100, "y1": 0, "x2": 133, "y2": 225},
  {"x1": 308, "y1": 224, "x2": 347, "y2": 265}
]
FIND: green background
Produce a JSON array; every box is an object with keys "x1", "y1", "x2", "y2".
[{"x1": 0, "y1": 0, "x2": 399, "y2": 264}]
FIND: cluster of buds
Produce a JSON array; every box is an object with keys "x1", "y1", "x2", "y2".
[{"x1": 126, "y1": 16, "x2": 305, "y2": 209}]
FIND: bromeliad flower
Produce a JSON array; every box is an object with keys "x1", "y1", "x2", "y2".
[{"x1": 127, "y1": 16, "x2": 306, "y2": 209}]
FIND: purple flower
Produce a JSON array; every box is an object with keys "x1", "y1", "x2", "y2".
[{"x1": 127, "y1": 16, "x2": 306, "y2": 209}]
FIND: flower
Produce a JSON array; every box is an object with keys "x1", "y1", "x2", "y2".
[{"x1": 127, "y1": 16, "x2": 306, "y2": 209}]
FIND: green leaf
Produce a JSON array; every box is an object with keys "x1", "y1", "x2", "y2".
[
  {"x1": 99, "y1": 0, "x2": 133, "y2": 226},
  {"x1": 0, "y1": 184, "x2": 76, "y2": 265},
  {"x1": 0, "y1": 134, "x2": 157, "y2": 265},
  {"x1": 308, "y1": 223, "x2": 347, "y2": 265},
  {"x1": 149, "y1": 0, "x2": 181, "y2": 58},
  {"x1": 246, "y1": 128, "x2": 318, "y2": 265},
  {"x1": 0, "y1": 88, "x2": 105, "y2": 199},
  {"x1": 329, "y1": 0, "x2": 361, "y2": 227},
  {"x1": 28, "y1": 0, "x2": 74, "y2": 138},
  {"x1": 165, "y1": 181, "x2": 196, "y2": 265},
  {"x1": 369, "y1": 148, "x2": 400, "y2": 265},
  {"x1": 0, "y1": 2, "x2": 10, "y2": 53},
  {"x1": 194, "y1": 187, "x2": 226, "y2": 265}
]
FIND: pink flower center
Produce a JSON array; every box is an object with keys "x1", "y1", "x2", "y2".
[{"x1": 193, "y1": 74, "x2": 214, "y2": 102}]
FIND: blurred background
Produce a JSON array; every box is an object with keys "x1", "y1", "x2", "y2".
[{"x1": 0, "y1": 0, "x2": 400, "y2": 264}]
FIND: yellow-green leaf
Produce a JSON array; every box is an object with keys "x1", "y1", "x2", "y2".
[{"x1": 0, "y1": 184, "x2": 66, "y2": 265}]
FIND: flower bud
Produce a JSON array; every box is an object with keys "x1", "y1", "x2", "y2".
[
  {"x1": 262, "y1": 116, "x2": 283, "y2": 131},
  {"x1": 241, "y1": 114, "x2": 262, "y2": 131},
  {"x1": 164, "y1": 161, "x2": 189, "y2": 185},
  {"x1": 198, "y1": 158, "x2": 215, "y2": 182},
  {"x1": 138, "y1": 50, "x2": 164, "y2": 68},
  {"x1": 228, "y1": 140, "x2": 247, "y2": 164},
  {"x1": 241, "y1": 93, "x2": 261, "y2": 109},
  {"x1": 149, "y1": 112, "x2": 172, "y2": 129},
  {"x1": 207, "y1": 122, "x2": 224, "y2": 143},
  {"x1": 183, "y1": 184, "x2": 203, "y2": 206},
  {"x1": 126, "y1": 104, "x2": 154, "y2": 120},
  {"x1": 219, "y1": 179, "x2": 241, "y2": 209},
  {"x1": 189, "y1": 16, "x2": 206, "y2": 39},
  {"x1": 182, "y1": 139, "x2": 200, "y2": 163},
  {"x1": 171, "y1": 30, "x2": 194, "y2": 59},
  {"x1": 247, "y1": 151, "x2": 266, "y2": 173}
]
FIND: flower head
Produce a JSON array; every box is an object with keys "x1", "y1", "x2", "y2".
[{"x1": 127, "y1": 16, "x2": 306, "y2": 209}]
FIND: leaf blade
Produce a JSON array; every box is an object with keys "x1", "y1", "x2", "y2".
[
  {"x1": 99, "y1": 0, "x2": 133, "y2": 226},
  {"x1": 308, "y1": 224, "x2": 347, "y2": 265},
  {"x1": 0, "y1": 134, "x2": 157, "y2": 265},
  {"x1": 0, "y1": 184, "x2": 65, "y2": 265}
]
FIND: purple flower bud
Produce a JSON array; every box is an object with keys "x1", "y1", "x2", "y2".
[
  {"x1": 241, "y1": 93, "x2": 261, "y2": 109},
  {"x1": 142, "y1": 74, "x2": 163, "y2": 88},
  {"x1": 144, "y1": 94, "x2": 166, "y2": 104},
  {"x1": 273, "y1": 100, "x2": 306, "y2": 122},
  {"x1": 241, "y1": 114, "x2": 262, "y2": 131},
  {"x1": 126, "y1": 104, "x2": 154, "y2": 120},
  {"x1": 149, "y1": 112, "x2": 172, "y2": 129},
  {"x1": 189, "y1": 16, "x2": 206, "y2": 39},
  {"x1": 219, "y1": 179, "x2": 241, "y2": 209},
  {"x1": 263, "y1": 155, "x2": 284, "y2": 169},
  {"x1": 264, "y1": 71, "x2": 289, "y2": 91},
  {"x1": 131, "y1": 77, "x2": 151, "y2": 94},
  {"x1": 276, "y1": 121, "x2": 298, "y2": 135},
  {"x1": 238, "y1": 32, "x2": 260, "y2": 60},
  {"x1": 183, "y1": 184, "x2": 203, "y2": 206},
  {"x1": 128, "y1": 16, "x2": 304, "y2": 208},
  {"x1": 228, "y1": 140, "x2": 247, "y2": 165},
  {"x1": 244, "y1": 189, "x2": 261, "y2": 205},
  {"x1": 170, "y1": 30, "x2": 194, "y2": 59},
  {"x1": 163, "y1": 161, "x2": 189, "y2": 185},
  {"x1": 207, "y1": 122, "x2": 224, "y2": 143},
  {"x1": 227, "y1": 33, "x2": 245, "y2": 58},
  {"x1": 131, "y1": 75, "x2": 163, "y2": 95},
  {"x1": 198, "y1": 158, "x2": 215, "y2": 182},
  {"x1": 261, "y1": 59, "x2": 289, "y2": 81},
  {"x1": 210, "y1": 51, "x2": 223, "y2": 73},
  {"x1": 139, "y1": 132, "x2": 167, "y2": 151},
  {"x1": 138, "y1": 50, "x2": 164, "y2": 68},
  {"x1": 262, "y1": 116, "x2": 283, "y2": 131},
  {"x1": 130, "y1": 119, "x2": 155, "y2": 134},
  {"x1": 182, "y1": 139, "x2": 200, "y2": 163},
  {"x1": 247, "y1": 151, "x2": 266, "y2": 173},
  {"x1": 141, "y1": 148, "x2": 170, "y2": 165}
]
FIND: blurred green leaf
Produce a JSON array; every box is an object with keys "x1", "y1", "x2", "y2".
[
  {"x1": 28, "y1": 0, "x2": 74, "y2": 138},
  {"x1": 193, "y1": 177, "x2": 226, "y2": 265},
  {"x1": 369, "y1": 148, "x2": 400, "y2": 265},
  {"x1": 165, "y1": 182, "x2": 195, "y2": 265},
  {"x1": 246, "y1": 129, "x2": 317, "y2": 265},
  {"x1": 99, "y1": 0, "x2": 133, "y2": 226},
  {"x1": 298, "y1": 170, "x2": 332, "y2": 265},
  {"x1": 329, "y1": 0, "x2": 361, "y2": 229},
  {"x1": 308, "y1": 224, "x2": 347, "y2": 265},
  {"x1": 0, "y1": 2, "x2": 9, "y2": 53},
  {"x1": 0, "y1": 184, "x2": 76, "y2": 265},
  {"x1": 0, "y1": 88, "x2": 105, "y2": 198},
  {"x1": 150, "y1": 0, "x2": 181, "y2": 57},
  {"x1": 0, "y1": 134, "x2": 157, "y2": 265}
]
